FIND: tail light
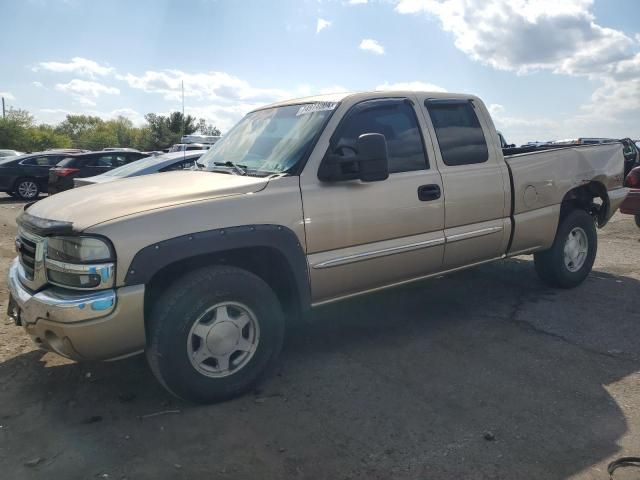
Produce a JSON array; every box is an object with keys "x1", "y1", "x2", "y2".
[
  {"x1": 625, "y1": 168, "x2": 640, "y2": 188},
  {"x1": 52, "y1": 168, "x2": 80, "y2": 177}
]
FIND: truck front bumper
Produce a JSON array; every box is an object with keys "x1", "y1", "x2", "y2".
[{"x1": 7, "y1": 259, "x2": 146, "y2": 361}]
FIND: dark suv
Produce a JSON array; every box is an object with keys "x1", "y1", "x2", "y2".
[
  {"x1": 48, "y1": 150, "x2": 146, "y2": 194},
  {"x1": 0, "y1": 152, "x2": 69, "y2": 200}
]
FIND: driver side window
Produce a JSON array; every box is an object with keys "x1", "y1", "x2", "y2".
[{"x1": 333, "y1": 99, "x2": 428, "y2": 173}]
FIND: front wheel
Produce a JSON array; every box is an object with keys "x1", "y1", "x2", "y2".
[
  {"x1": 146, "y1": 265, "x2": 285, "y2": 403},
  {"x1": 534, "y1": 209, "x2": 597, "y2": 288}
]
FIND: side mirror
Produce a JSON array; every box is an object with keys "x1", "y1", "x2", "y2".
[
  {"x1": 357, "y1": 133, "x2": 389, "y2": 182},
  {"x1": 318, "y1": 133, "x2": 389, "y2": 183}
]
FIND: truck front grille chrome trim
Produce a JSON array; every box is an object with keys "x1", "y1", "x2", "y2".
[
  {"x1": 445, "y1": 226, "x2": 503, "y2": 244},
  {"x1": 312, "y1": 237, "x2": 446, "y2": 269}
]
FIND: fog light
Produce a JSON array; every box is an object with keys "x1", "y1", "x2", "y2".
[{"x1": 47, "y1": 269, "x2": 101, "y2": 288}]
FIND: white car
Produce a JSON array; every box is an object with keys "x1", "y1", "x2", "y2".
[{"x1": 0, "y1": 149, "x2": 24, "y2": 158}]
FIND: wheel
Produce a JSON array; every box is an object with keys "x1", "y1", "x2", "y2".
[
  {"x1": 635, "y1": 215, "x2": 640, "y2": 228},
  {"x1": 534, "y1": 209, "x2": 597, "y2": 288},
  {"x1": 146, "y1": 265, "x2": 285, "y2": 403},
  {"x1": 14, "y1": 178, "x2": 39, "y2": 201}
]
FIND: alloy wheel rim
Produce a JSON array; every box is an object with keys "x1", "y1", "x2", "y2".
[
  {"x1": 18, "y1": 181, "x2": 37, "y2": 199},
  {"x1": 186, "y1": 301, "x2": 260, "y2": 378},
  {"x1": 563, "y1": 227, "x2": 588, "y2": 272}
]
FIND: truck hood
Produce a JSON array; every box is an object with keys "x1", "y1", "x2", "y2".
[{"x1": 27, "y1": 171, "x2": 270, "y2": 231}]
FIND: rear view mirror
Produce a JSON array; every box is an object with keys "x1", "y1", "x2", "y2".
[{"x1": 318, "y1": 133, "x2": 389, "y2": 183}]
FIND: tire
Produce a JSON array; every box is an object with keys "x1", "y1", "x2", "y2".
[
  {"x1": 534, "y1": 209, "x2": 597, "y2": 288},
  {"x1": 146, "y1": 265, "x2": 285, "y2": 403},
  {"x1": 635, "y1": 215, "x2": 640, "y2": 229},
  {"x1": 14, "y1": 178, "x2": 40, "y2": 201}
]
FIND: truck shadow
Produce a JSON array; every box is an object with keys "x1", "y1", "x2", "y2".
[{"x1": 1, "y1": 257, "x2": 639, "y2": 479}]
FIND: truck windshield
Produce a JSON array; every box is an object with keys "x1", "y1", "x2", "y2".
[{"x1": 199, "y1": 103, "x2": 337, "y2": 175}]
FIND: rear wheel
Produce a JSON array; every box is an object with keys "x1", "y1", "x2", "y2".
[
  {"x1": 14, "y1": 178, "x2": 39, "y2": 201},
  {"x1": 146, "y1": 265, "x2": 285, "y2": 403},
  {"x1": 534, "y1": 209, "x2": 597, "y2": 288}
]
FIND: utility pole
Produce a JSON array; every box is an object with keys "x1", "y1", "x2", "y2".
[
  {"x1": 181, "y1": 80, "x2": 185, "y2": 138},
  {"x1": 2, "y1": 97, "x2": 5, "y2": 119}
]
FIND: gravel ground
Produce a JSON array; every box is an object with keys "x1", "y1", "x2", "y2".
[{"x1": 0, "y1": 194, "x2": 638, "y2": 480}]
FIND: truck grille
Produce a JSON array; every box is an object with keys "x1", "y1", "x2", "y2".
[
  {"x1": 18, "y1": 234, "x2": 37, "y2": 280},
  {"x1": 16, "y1": 229, "x2": 47, "y2": 290}
]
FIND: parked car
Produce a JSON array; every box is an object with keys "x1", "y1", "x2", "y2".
[
  {"x1": 48, "y1": 150, "x2": 147, "y2": 194},
  {"x1": 74, "y1": 151, "x2": 206, "y2": 187},
  {"x1": 0, "y1": 149, "x2": 24, "y2": 158},
  {"x1": 180, "y1": 134, "x2": 221, "y2": 145},
  {"x1": 168, "y1": 143, "x2": 211, "y2": 152},
  {"x1": 620, "y1": 165, "x2": 640, "y2": 227},
  {"x1": 552, "y1": 137, "x2": 616, "y2": 145},
  {"x1": 103, "y1": 147, "x2": 140, "y2": 152},
  {"x1": 0, "y1": 151, "x2": 70, "y2": 199},
  {"x1": 8, "y1": 90, "x2": 627, "y2": 403}
]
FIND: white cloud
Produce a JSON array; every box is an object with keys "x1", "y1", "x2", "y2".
[
  {"x1": 359, "y1": 38, "x2": 385, "y2": 55},
  {"x1": 316, "y1": 18, "x2": 332, "y2": 33},
  {"x1": 394, "y1": 0, "x2": 640, "y2": 144},
  {"x1": 117, "y1": 69, "x2": 293, "y2": 103},
  {"x1": 394, "y1": 0, "x2": 635, "y2": 76},
  {"x1": 55, "y1": 79, "x2": 120, "y2": 106},
  {"x1": 348, "y1": 0, "x2": 368, "y2": 4},
  {"x1": 0, "y1": 91, "x2": 15, "y2": 100},
  {"x1": 34, "y1": 57, "x2": 114, "y2": 78},
  {"x1": 376, "y1": 81, "x2": 446, "y2": 92},
  {"x1": 32, "y1": 81, "x2": 44, "y2": 88}
]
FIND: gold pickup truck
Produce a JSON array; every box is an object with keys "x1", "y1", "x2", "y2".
[{"x1": 7, "y1": 91, "x2": 628, "y2": 403}]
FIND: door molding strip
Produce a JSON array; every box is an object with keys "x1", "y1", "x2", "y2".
[{"x1": 312, "y1": 237, "x2": 445, "y2": 269}]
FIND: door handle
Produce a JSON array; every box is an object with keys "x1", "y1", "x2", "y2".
[{"x1": 418, "y1": 184, "x2": 441, "y2": 201}]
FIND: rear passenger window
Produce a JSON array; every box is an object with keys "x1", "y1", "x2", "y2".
[
  {"x1": 334, "y1": 99, "x2": 428, "y2": 173},
  {"x1": 21, "y1": 156, "x2": 51, "y2": 166},
  {"x1": 89, "y1": 155, "x2": 115, "y2": 167},
  {"x1": 426, "y1": 100, "x2": 489, "y2": 166}
]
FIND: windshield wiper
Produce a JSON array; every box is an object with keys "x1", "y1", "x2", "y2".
[{"x1": 213, "y1": 161, "x2": 247, "y2": 176}]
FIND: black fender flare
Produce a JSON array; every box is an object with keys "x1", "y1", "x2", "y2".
[{"x1": 124, "y1": 224, "x2": 311, "y2": 312}]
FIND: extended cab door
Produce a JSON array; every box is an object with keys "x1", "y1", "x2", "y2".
[
  {"x1": 419, "y1": 97, "x2": 511, "y2": 269},
  {"x1": 300, "y1": 96, "x2": 445, "y2": 305}
]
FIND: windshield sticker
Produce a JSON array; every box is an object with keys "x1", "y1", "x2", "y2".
[{"x1": 296, "y1": 102, "x2": 338, "y2": 116}]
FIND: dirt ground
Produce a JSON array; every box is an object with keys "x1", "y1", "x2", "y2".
[{"x1": 0, "y1": 193, "x2": 639, "y2": 480}]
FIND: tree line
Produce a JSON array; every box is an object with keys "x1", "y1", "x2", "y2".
[{"x1": 0, "y1": 108, "x2": 221, "y2": 152}]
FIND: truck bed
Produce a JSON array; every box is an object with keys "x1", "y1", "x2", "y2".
[{"x1": 504, "y1": 143, "x2": 625, "y2": 255}]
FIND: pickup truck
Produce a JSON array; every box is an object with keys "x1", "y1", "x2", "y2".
[{"x1": 7, "y1": 91, "x2": 628, "y2": 403}]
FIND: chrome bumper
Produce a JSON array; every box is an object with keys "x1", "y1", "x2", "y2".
[
  {"x1": 8, "y1": 259, "x2": 116, "y2": 324},
  {"x1": 7, "y1": 258, "x2": 146, "y2": 361}
]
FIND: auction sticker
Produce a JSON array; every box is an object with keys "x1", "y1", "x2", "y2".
[{"x1": 296, "y1": 102, "x2": 338, "y2": 116}]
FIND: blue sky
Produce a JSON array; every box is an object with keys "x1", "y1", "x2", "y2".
[{"x1": 1, "y1": 0, "x2": 639, "y2": 145}]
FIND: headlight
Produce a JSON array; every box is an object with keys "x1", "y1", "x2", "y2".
[
  {"x1": 45, "y1": 236, "x2": 115, "y2": 290},
  {"x1": 47, "y1": 236, "x2": 113, "y2": 263}
]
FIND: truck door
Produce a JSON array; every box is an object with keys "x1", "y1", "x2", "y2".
[
  {"x1": 420, "y1": 98, "x2": 511, "y2": 269},
  {"x1": 300, "y1": 96, "x2": 445, "y2": 305}
]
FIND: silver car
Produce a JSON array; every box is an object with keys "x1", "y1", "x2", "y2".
[{"x1": 73, "y1": 150, "x2": 207, "y2": 187}]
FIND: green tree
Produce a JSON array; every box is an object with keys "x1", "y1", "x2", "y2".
[
  {"x1": 0, "y1": 108, "x2": 71, "y2": 151},
  {"x1": 195, "y1": 119, "x2": 221, "y2": 136}
]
